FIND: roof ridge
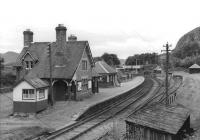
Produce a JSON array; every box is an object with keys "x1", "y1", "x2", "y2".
[{"x1": 99, "y1": 61, "x2": 109, "y2": 73}]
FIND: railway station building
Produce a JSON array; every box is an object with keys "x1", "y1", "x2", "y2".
[
  {"x1": 95, "y1": 61, "x2": 119, "y2": 87},
  {"x1": 13, "y1": 24, "x2": 98, "y2": 113},
  {"x1": 126, "y1": 103, "x2": 191, "y2": 140}
]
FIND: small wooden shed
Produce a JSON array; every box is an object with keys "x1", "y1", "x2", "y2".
[
  {"x1": 13, "y1": 77, "x2": 49, "y2": 113},
  {"x1": 126, "y1": 104, "x2": 191, "y2": 140},
  {"x1": 189, "y1": 63, "x2": 200, "y2": 74}
]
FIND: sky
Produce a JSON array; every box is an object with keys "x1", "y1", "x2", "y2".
[{"x1": 0, "y1": 0, "x2": 200, "y2": 59}]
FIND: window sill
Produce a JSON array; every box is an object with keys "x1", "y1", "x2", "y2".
[{"x1": 22, "y1": 98, "x2": 35, "y2": 100}]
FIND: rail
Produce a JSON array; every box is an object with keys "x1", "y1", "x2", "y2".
[
  {"x1": 31, "y1": 76, "x2": 182, "y2": 140},
  {"x1": 30, "y1": 78, "x2": 155, "y2": 140}
]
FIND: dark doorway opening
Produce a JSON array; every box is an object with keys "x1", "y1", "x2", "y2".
[
  {"x1": 53, "y1": 80, "x2": 68, "y2": 101},
  {"x1": 71, "y1": 81, "x2": 76, "y2": 100}
]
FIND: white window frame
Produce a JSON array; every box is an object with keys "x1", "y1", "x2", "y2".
[
  {"x1": 38, "y1": 89, "x2": 45, "y2": 99},
  {"x1": 22, "y1": 89, "x2": 35, "y2": 100},
  {"x1": 77, "y1": 82, "x2": 82, "y2": 91}
]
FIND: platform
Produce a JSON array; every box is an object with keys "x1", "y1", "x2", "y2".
[
  {"x1": 0, "y1": 76, "x2": 145, "y2": 139},
  {"x1": 36, "y1": 76, "x2": 145, "y2": 129}
]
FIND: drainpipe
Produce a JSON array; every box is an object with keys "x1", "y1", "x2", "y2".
[{"x1": 35, "y1": 89, "x2": 37, "y2": 113}]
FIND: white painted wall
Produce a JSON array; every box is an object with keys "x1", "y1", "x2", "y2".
[{"x1": 13, "y1": 81, "x2": 36, "y2": 102}]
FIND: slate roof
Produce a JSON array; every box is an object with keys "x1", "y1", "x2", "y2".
[
  {"x1": 92, "y1": 67, "x2": 100, "y2": 77},
  {"x1": 15, "y1": 41, "x2": 94, "y2": 79},
  {"x1": 95, "y1": 61, "x2": 117, "y2": 74},
  {"x1": 14, "y1": 77, "x2": 49, "y2": 89},
  {"x1": 126, "y1": 103, "x2": 190, "y2": 134},
  {"x1": 189, "y1": 63, "x2": 200, "y2": 69}
]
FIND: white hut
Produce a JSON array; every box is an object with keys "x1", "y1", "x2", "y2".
[{"x1": 13, "y1": 77, "x2": 49, "y2": 113}]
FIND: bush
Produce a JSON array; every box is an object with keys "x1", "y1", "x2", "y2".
[{"x1": 1, "y1": 72, "x2": 16, "y2": 87}]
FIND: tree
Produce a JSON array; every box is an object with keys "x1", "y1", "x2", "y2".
[
  {"x1": 101, "y1": 53, "x2": 120, "y2": 66},
  {"x1": 93, "y1": 57, "x2": 102, "y2": 62},
  {"x1": 125, "y1": 53, "x2": 158, "y2": 65}
]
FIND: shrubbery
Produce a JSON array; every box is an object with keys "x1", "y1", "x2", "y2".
[
  {"x1": 1, "y1": 72, "x2": 16, "y2": 87},
  {"x1": 171, "y1": 55, "x2": 200, "y2": 68}
]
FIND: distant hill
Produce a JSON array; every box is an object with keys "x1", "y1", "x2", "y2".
[
  {"x1": 119, "y1": 59, "x2": 126, "y2": 66},
  {"x1": 173, "y1": 27, "x2": 200, "y2": 58},
  {"x1": 0, "y1": 51, "x2": 19, "y2": 65}
]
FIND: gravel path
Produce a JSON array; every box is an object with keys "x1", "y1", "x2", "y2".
[{"x1": 173, "y1": 71, "x2": 200, "y2": 140}]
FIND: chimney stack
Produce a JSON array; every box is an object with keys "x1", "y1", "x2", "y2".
[
  {"x1": 23, "y1": 29, "x2": 33, "y2": 47},
  {"x1": 68, "y1": 34, "x2": 77, "y2": 41},
  {"x1": 55, "y1": 24, "x2": 67, "y2": 47}
]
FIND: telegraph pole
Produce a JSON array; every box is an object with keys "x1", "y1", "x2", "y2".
[
  {"x1": 162, "y1": 42, "x2": 172, "y2": 106},
  {"x1": 48, "y1": 43, "x2": 54, "y2": 106}
]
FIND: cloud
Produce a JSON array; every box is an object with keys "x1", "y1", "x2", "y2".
[{"x1": 91, "y1": 35, "x2": 162, "y2": 59}]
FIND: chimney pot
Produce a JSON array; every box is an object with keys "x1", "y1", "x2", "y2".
[{"x1": 68, "y1": 34, "x2": 77, "y2": 41}]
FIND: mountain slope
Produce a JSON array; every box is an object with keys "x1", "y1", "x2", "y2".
[
  {"x1": 0, "y1": 51, "x2": 19, "y2": 64},
  {"x1": 173, "y1": 27, "x2": 200, "y2": 58}
]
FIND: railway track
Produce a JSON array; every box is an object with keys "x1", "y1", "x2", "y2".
[
  {"x1": 31, "y1": 76, "x2": 182, "y2": 140},
  {"x1": 95, "y1": 76, "x2": 183, "y2": 140},
  {"x1": 31, "y1": 78, "x2": 158, "y2": 140}
]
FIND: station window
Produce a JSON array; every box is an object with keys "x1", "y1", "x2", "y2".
[
  {"x1": 30, "y1": 61, "x2": 33, "y2": 68},
  {"x1": 22, "y1": 89, "x2": 35, "y2": 100},
  {"x1": 82, "y1": 78, "x2": 88, "y2": 90},
  {"x1": 77, "y1": 82, "x2": 82, "y2": 91},
  {"x1": 38, "y1": 89, "x2": 45, "y2": 99},
  {"x1": 25, "y1": 61, "x2": 29, "y2": 69},
  {"x1": 25, "y1": 61, "x2": 34, "y2": 69},
  {"x1": 82, "y1": 60, "x2": 87, "y2": 70}
]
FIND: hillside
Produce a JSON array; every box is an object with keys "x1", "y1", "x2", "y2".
[
  {"x1": 0, "y1": 51, "x2": 19, "y2": 64},
  {"x1": 173, "y1": 27, "x2": 200, "y2": 58}
]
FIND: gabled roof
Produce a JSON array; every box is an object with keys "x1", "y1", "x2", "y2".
[
  {"x1": 189, "y1": 63, "x2": 200, "y2": 69},
  {"x1": 95, "y1": 61, "x2": 117, "y2": 74},
  {"x1": 14, "y1": 42, "x2": 50, "y2": 67},
  {"x1": 126, "y1": 103, "x2": 190, "y2": 134},
  {"x1": 92, "y1": 67, "x2": 100, "y2": 77},
  {"x1": 14, "y1": 77, "x2": 49, "y2": 89},
  {"x1": 16, "y1": 41, "x2": 94, "y2": 79}
]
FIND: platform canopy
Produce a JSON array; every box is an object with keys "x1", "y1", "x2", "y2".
[{"x1": 126, "y1": 103, "x2": 190, "y2": 134}]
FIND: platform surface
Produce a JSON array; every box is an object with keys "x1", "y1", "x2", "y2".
[{"x1": 0, "y1": 76, "x2": 145, "y2": 139}]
